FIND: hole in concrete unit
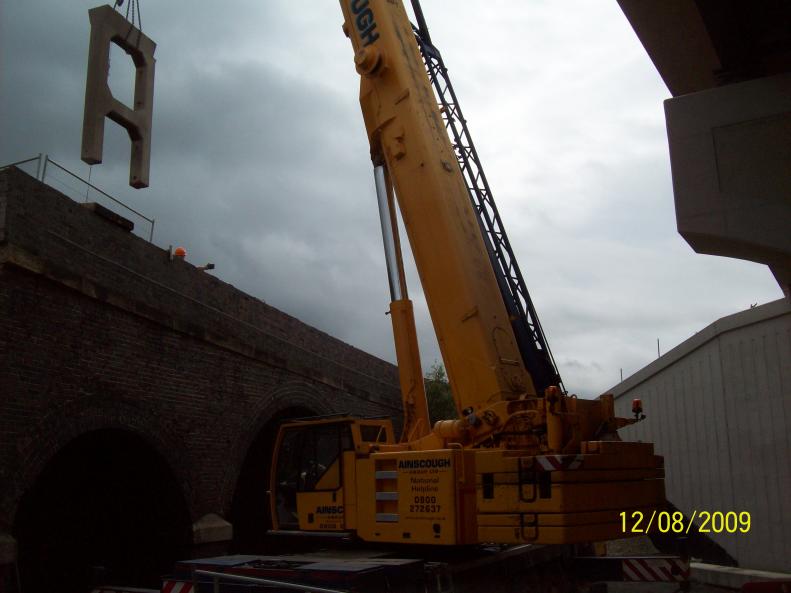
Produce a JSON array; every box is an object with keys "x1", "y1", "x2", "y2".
[
  {"x1": 108, "y1": 42, "x2": 136, "y2": 108},
  {"x1": 230, "y1": 406, "x2": 316, "y2": 553},
  {"x1": 14, "y1": 429, "x2": 191, "y2": 593}
]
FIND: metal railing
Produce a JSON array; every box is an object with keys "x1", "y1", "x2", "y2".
[
  {"x1": 1, "y1": 153, "x2": 156, "y2": 242},
  {"x1": 192, "y1": 569, "x2": 349, "y2": 593}
]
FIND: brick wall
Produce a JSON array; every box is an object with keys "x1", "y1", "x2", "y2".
[{"x1": 0, "y1": 166, "x2": 402, "y2": 535}]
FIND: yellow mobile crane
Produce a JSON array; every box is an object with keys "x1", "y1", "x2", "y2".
[{"x1": 269, "y1": 0, "x2": 664, "y2": 546}]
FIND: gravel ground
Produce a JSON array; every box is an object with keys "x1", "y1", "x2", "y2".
[{"x1": 605, "y1": 535, "x2": 663, "y2": 555}]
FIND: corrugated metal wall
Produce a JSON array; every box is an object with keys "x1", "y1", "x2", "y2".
[{"x1": 612, "y1": 298, "x2": 791, "y2": 572}]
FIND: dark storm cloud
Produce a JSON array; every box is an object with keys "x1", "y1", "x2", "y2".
[
  {"x1": 1, "y1": 1, "x2": 782, "y2": 398},
  {"x1": 0, "y1": 0, "x2": 399, "y2": 361},
  {"x1": 139, "y1": 57, "x2": 394, "y2": 353}
]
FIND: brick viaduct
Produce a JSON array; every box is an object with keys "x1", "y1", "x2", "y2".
[{"x1": 0, "y1": 167, "x2": 402, "y2": 591}]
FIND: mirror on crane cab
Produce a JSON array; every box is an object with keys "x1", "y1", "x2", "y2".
[{"x1": 269, "y1": 415, "x2": 395, "y2": 533}]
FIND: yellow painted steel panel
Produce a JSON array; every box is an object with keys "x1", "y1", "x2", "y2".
[
  {"x1": 473, "y1": 450, "x2": 662, "y2": 474},
  {"x1": 356, "y1": 450, "x2": 458, "y2": 544},
  {"x1": 478, "y1": 522, "x2": 632, "y2": 545},
  {"x1": 477, "y1": 506, "x2": 658, "y2": 527},
  {"x1": 476, "y1": 469, "x2": 664, "y2": 484},
  {"x1": 476, "y1": 480, "x2": 665, "y2": 514}
]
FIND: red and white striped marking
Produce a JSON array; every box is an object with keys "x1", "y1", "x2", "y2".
[
  {"x1": 534, "y1": 454, "x2": 584, "y2": 471},
  {"x1": 622, "y1": 557, "x2": 689, "y2": 582},
  {"x1": 161, "y1": 581, "x2": 194, "y2": 593},
  {"x1": 91, "y1": 588, "x2": 159, "y2": 593}
]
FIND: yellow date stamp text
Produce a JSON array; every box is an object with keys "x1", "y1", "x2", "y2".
[{"x1": 620, "y1": 510, "x2": 751, "y2": 534}]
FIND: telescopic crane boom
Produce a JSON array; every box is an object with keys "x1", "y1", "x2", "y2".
[{"x1": 269, "y1": 0, "x2": 664, "y2": 546}]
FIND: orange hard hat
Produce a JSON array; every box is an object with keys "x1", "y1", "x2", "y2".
[{"x1": 174, "y1": 246, "x2": 187, "y2": 257}]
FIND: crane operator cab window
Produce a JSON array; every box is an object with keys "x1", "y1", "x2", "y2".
[{"x1": 274, "y1": 421, "x2": 352, "y2": 530}]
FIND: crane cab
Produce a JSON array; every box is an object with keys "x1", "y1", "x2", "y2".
[{"x1": 269, "y1": 415, "x2": 394, "y2": 534}]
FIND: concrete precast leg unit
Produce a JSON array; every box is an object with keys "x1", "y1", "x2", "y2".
[{"x1": 81, "y1": 5, "x2": 156, "y2": 189}]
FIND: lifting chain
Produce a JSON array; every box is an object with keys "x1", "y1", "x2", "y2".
[{"x1": 113, "y1": 0, "x2": 143, "y2": 33}]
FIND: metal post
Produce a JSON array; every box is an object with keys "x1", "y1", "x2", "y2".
[
  {"x1": 373, "y1": 165, "x2": 403, "y2": 301},
  {"x1": 35, "y1": 153, "x2": 43, "y2": 180},
  {"x1": 85, "y1": 165, "x2": 92, "y2": 202},
  {"x1": 149, "y1": 219, "x2": 155, "y2": 243},
  {"x1": 40, "y1": 154, "x2": 49, "y2": 183}
]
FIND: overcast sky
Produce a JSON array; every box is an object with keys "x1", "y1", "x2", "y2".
[{"x1": 1, "y1": 1, "x2": 782, "y2": 397}]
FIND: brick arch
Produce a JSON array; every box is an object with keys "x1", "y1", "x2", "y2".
[
  {"x1": 13, "y1": 427, "x2": 193, "y2": 592},
  {"x1": 6, "y1": 394, "x2": 192, "y2": 527},
  {"x1": 219, "y1": 379, "x2": 336, "y2": 517},
  {"x1": 221, "y1": 379, "x2": 342, "y2": 550}
]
